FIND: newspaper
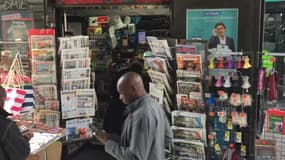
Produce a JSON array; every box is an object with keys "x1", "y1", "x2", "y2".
[
  {"x1": 145, "y1": 57, "x2": 171, "y2": 79},
  {"x1": 62, "y1": 58, "x2": 91, "y2": 69},
  {"x1": 171, "y1": 126, "x2": 207, "y2": 144},
  {"x1": 77, "y1": 89, "x2": 96, "y2": 117},
  {"x1": 62, "y1": 68, "x2": 90, "y2": 81},
  {"x1": 61, "y1": 89, "x2": 96, "y2": 119},
  {"x1": 147, "y1": 39, "x2": 172, "y2": 59},
  {"x1": 61, "y1": 90, "x2": 77, "y2": 119},
  {"x1": 62, "y1": 79, "x2": 90, "y2": 90},
  {"x1": 149, "y1": 82, "x2": 164, "y2": 105},
  {"x1": 176, "y1": 93, "x2": 205, "y2": 113},
  {"x1": 173, "y1": 139, "x2": 205, "y2": 160},
  {"x1": 61, "y1": 48, "x2": 89, "y2": 60},
  {"x1": 147, "y1": 69, "x2": 173, "y2": 94},
  {"x1": 171, "y1": 111, "x2": 206, "y2": 129},
  {"x1": 177, "y1": 81, "x2": 202, "y2": 95},
  {"x1": 66, "y1": 118, "x2": 93, "y2": 141}
]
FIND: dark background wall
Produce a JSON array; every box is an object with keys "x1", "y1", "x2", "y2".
[{"x1": 171, "y1": 0, "x2": 263, "y2": 52}]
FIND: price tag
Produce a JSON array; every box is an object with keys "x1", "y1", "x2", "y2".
[
  {"x1": 227, "y1": 119, "x2": 233, "y2": 130},
  {"x1": 241, "y1": 145, "x2": 246, "y2": 156},
  {"x1": 236, "y1": 132, "x2": 242, "y2": 143},
  {"x1": 224, "y1": 131, "x2": 230, "y2": 142},
  {"x1": 214, "y1": 143, "x2": 221, "y2": 152}
]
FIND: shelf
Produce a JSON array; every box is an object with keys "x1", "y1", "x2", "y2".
[
  {"x1": 60, "y1": 7, "x2": 170, "y2": 16},
  {"x1": 0, "y1": 41, "x2": 29, "y2": 44}
]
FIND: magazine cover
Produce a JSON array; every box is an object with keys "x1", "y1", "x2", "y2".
[
  {"x1": 171, "y1": 126, "x2": 207, "y2": 144},
  {"x1": 77, "y1": 89, "x2": 96, "y2": 117},
  {"x1": 176, "y1": 45, "x2": 198, "y2": 54},
  {"x1": 32, "y1": 61, "x2": 56, "y2": 75},
  {"x1": 147, "y1": 69, "x2": 173, "y2": 94},
  {"x1": 145, "y1": 57, "x2": 171, "y2": 79},
  {"x1": 62, "y1": 58, "x2": 91, "y2": 69},
  {"x1": 31, "y1": 49, "x2": 55, "y2": 61},
  {"x1": 61, "y1": 90, "x2": 78, "y2": 119},
  {"x1": 148, "y1": 39, "x2": 172, "y2": 59},
  {"x1": 62, "y1": 68, "x2": 90, "y2": 80},
  {"x1": 173, "y1": 139, "x2": 205, "y2": 160},
  {"x1": 30, "y1": 34, "x2": 55, "y2": 49},
  {"x1": 33, "y1": 85, "x2": 57, "y2": 103},
  {"x1": 186, "y1": 9, "x2": 238, "y2": 52},
  {"x1": 62, "y1": 79, "x2": 90, "y2": 90},
  {"x1": 172, "y1": 111, "x2": 206, "y2": 129},
  {"x1": 176, "y1": 54, "x2": 202, "y2": 74},
  {"x1": 66, "y1": 118, "x2": 93, "y2": 140},
  {"x1": 32, "y1": 74, "x2": 57, "y2": 85},
  {"x1": 61, "y1": 47, "x2": 89, "y2": 60},
  {"x1": 149, "y1": 82, "x2": 164, "y2": 105},
  {"x1": 177, "y1": 81, "x2": 202, "y2": 95},
  {"x1": 176, "y1": 94, "x2": 204, "y2": 113}
]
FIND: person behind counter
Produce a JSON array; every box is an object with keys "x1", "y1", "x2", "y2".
[{"x1": 0, "y1": 85, "x2": 33, "y2": 160}]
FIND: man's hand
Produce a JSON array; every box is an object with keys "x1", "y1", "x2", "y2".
[
  {"x1": 94, "y1": 130, "x2": 109, "y2": 145},
  {"x1": 23, "y1": 131, "x2": 33, "y2": 141}
]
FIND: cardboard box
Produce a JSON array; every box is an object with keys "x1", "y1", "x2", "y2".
[{"x1": 27, "y1": 142, "x2": 62, "y2": 160}]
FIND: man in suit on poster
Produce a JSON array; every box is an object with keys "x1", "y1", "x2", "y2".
[{"x1": 208, "y1": 22, "x2": 235, "y2": 52}]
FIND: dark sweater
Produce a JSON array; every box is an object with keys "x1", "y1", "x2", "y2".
[{"x1": 0, "y1": 109, "x2": 30, "y2": 160}]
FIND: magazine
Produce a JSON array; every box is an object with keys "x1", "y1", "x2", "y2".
[
  {"x1": 34, "y1": 85, "x2": 57, "y2": 103},
  {"x1": 176, "y1": 94, "x2": 205, "y2": 113},
  {"x1": 62, "y1": 58, "x2": 91, "y2": 69},
  {"x1": 176, "y1": 54, "x2": 202, "y2": 76},
  {"x1": 177, "y1": 81, "x2": 202, "y2": 95},
  {"x1": 31, "y1": 49, "x2": 55, "y2": 61},
  {"x1": 176, "y1": 70, "x2": 201, "y2": 79},
  {"x1": 30, "y1": 35, "x2": 55, "y2": 49},
  {"x1": 32, "y1": 61, "x2": 56, "y2": 75},
  {"x1": 149, "y1": 82, "x2": 164, "y2": 105},
  {"x1": 145, "y1": 57, "x2": 171, "y2": 79},
  {"x1": 148, "y1": 39, "x2": 172, "y2": 59},
  {"x1": 171, "y1": 126, "x2": 207, "y2": 144},
  {"x1": 171, "y1": 111, "x2": 206, "y2": 129},
  {"x1": 66, "y1": 118, "x2": 93, "y2": 141},
  {"x1": 61, "y1": 90, "x2": 78, "y2": 119},
  {"x1": 176, "y1": 45, "x2": 198, "y2": 54},
  {"x1": 147, "y1": 70, "x2": 173, "y2": 94},
  {"x1": 32, "y1": 74, "x2": 57, "y2": 85},
  {"x1": 173, "y1": 139, "x2": 205, "y2": 160}
]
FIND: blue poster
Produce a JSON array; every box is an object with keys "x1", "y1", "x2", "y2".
[{"x1": 186, "y1": 9, "x2": 238, "y2": 51}]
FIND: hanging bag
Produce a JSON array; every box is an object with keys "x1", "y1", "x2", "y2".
[{"x1": 2, "y1": 53, "x2": 27, "y2": 116}]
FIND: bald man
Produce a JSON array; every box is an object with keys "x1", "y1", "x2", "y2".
[
  {"x1": 95, "y1": 72, "x2": 173, "y2": 160},
  {"x1": 0, "y1": 85, "x2": 32, "y2": 160}
]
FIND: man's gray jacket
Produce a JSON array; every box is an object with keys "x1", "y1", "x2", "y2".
[{"x1": 105, "y1": 95, "x2": 173, "y2": 160}]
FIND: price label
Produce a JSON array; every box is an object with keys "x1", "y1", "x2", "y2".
[{"x1": 236, "y1": 132, "x2": 242, "y2": 143}]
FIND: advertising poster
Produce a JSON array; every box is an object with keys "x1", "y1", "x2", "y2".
[{"x1": 186, "y1": 9, "x2": 238, "y2": 51}]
